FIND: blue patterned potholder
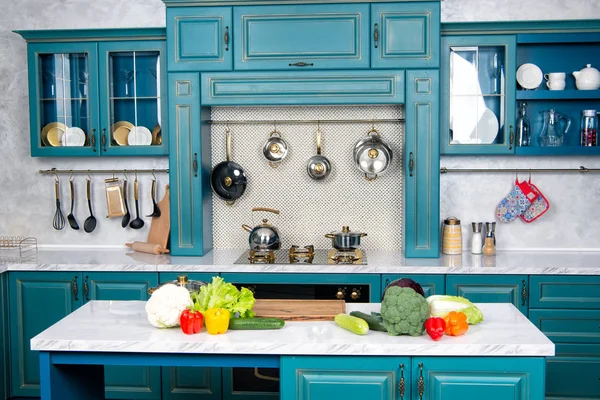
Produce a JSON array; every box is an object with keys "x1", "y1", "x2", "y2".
[{"x1": 496, "y1": 179, "x2": 539, "y2": 223}]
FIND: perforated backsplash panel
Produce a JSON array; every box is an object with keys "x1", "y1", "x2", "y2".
[{"x1": 211, "y1": 105, "x2": 404, "y2": 251}]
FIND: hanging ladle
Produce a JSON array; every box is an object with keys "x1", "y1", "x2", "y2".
[
  {"x1": 129, "y1": 172, "x2": 145, "y2": 230},
  {"x1": 146, "y1": 170, "x2": 161, "y2": 217}
]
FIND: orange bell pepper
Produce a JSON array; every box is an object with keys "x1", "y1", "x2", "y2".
[
  {"x1": 443, "y1": 311, "x2": 469, "y2": 336},
  {"x1": 205, "y1": 308, "x2": 230, "y2": 335}
]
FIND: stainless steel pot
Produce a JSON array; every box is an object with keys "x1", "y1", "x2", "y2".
[
  {"x1": 263, "y1": 130, "x2": 289, "y2": 168},
  {"x1": 353, "y1": 129, "x2": 393, "y2": 181},
  {"x1": 242, "y1": 208, "x2": 281, "y2": 250},
  {"x1": 148, "y1": 275, "x2": 207, "y2": 295},
  {"x1": 324, "y1": 226, "x2": 367, "y2": 250},
  {"x1": 307, "y1": 127, "x2": 331, "y2": 180}
]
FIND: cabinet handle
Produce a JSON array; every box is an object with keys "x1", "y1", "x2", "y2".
[
  {"x1": 521, "y1": 279, "x2": 527, "y2": 306},
  {"x1": 409, "y1": 152, "x2": 414, "y2": 177},
  {"x1": 90, "y1": 130, "x2": 96, "y2": 152},
  {"x1": 509, "y1": 125, "x2": 514, "y2": 150},
  {"x1": 418, "y1": 362, "x2": 425, "y2": 400},
  {"x1": 193, "y1": 152, "x2": 198, "y2": 177},
  {"x1": 224, "y1": 26, "x2": 229, "y2": 51},
  {"x1": 374, "y1": 23, "x2": 379, "y2": 48},
  {"x1": 288, "y1": 62, "x2": 314, "y2": 67},
  {"x1": 73, "y1": 276, "x2": 79, "y2": 301},
  {"x1": 398, "y1": 363, "x2": 405, "y2": 399},
  {"x1": 385, "y1": 278, "x2": 390, "y2": 287},
  {"x1": 84, "y1": 275, "x2": 89, "y2": 301},
  {"x1": 101, "y1": 128, "x2": 107, "y2": 152}
]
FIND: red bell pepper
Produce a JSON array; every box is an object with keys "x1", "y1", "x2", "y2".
[
  {"x1": 180, "y1": 309, "x2": 204, "y2": 335},
  {"x1": 424, "y1": 317, "x2": 446, "y2": 341}
]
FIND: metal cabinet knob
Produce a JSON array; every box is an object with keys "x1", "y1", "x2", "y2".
[
  {"x1": 350, "y1": 288, "x2": 361, "y2": 300},
  {"x1": 336, "y1": 287, "x2": 346, "y2": 300}
]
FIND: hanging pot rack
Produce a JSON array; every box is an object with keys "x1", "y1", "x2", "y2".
[
  {"x1": 440, "y1": 166, "x2": 600, "y2": 174},
  {"x1": 205, "y1": 118, "x2": 404, "y2": 125},
  {"x1": 38, "y1": 168, "x2": 168, "y2": 176}
]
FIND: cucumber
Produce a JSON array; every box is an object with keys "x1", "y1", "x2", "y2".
[
  {"x1": 349, "y1": 311, "x2": 387, "y2": 332},
  {"x1": 334, "y1": 313, "x2": 369, "y2": 335},
  {"x1": 228, "y1": 317, "x2": 285, "y2": 330}
]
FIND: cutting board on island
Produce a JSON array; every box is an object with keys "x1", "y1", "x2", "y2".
[
  {"x1": 252, "y1": 299, "x2": 346, "y2": 321},
  {"x1": 147, "y1": 184, "x2": 170, "y2": 249}
]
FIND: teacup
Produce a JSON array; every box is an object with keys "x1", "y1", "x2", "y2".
[{"x1": 544, "y1": 72, "x2": 566, "y2": 90}]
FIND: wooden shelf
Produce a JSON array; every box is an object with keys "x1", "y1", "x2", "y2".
[{"x1": 516, "y1": 90, "x2": 600, "y2": 100}]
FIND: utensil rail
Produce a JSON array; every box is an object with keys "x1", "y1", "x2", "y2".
[
  {"x1": 38, "y1": 168, "x2": 169, "y2": 175},
  {"x1": 206, "y1": 118, "x2": 404, "y2": 125},
  {"x1": 440, "y1": 166, "x2": 600, "y2": 174}
]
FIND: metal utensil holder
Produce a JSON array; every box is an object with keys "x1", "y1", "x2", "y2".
[{"x1": 0, "y1": 236, "x2": 38, "y2": 261}]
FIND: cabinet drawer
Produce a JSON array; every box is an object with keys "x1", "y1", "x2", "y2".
[
  {"x1": 529, "y1": 309, "x2": 600, "y2": 343},
  {"x1": 233, "y1": 4, "x2": 369, "y2": 70},
  {"x1": 546, "y1": 352, "x2": 600, "y2": 399},
  {"x1": 530, "y1": 276, "x2": 600, "y2": 309}
]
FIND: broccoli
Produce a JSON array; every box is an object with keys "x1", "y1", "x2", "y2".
[{"x1": 380, "y1": 286, "x2": 429, "y2": 336}]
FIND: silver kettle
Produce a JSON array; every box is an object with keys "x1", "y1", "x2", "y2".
[{"x1": 242, "y1": 208, "x2": 281, "y2": 250}]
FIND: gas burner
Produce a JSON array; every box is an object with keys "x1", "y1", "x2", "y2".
[
  {"x1": 328, "y1": 249, "x2": 364, "y2": 264},
  {"x1": 289, "y1": 245, "x2": 315, "y2": 263},
  {"x1": 248, "y1": 249, "x2": 275, "y2": 264}
]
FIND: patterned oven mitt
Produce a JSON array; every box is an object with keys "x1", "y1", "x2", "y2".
[
  {"x1": 496, "y1": 179, "x2": 539, "y2": 223},
  {"x1": 520, "y1": 181, "x2": 550, "y2": 223}
]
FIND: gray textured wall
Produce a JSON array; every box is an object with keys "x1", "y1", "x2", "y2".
[{"x1": 0, "y1": 0, "x2": 599, "y2": 250}]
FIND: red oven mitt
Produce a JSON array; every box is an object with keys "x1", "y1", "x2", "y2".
[
  {"x1": 496, "y1": 179, "x2": 539, "y2": 223},
  {"x1": 520, "y1": 181, "x2": 550, "y2": 223}
]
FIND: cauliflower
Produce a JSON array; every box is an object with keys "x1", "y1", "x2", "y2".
[
  {"x1": 381, "y1": 286, "x2": 429, "y2": 336},
  {"x1": 145, "y1": 284, "x2": 193, "y2": 328}
]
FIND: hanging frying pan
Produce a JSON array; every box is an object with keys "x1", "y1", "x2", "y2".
[{"x1": 210, "y1": 127, "x2": 247, "y2": 205}]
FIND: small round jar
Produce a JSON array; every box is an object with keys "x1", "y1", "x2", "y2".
[{"x1": 442, "y1": 217, "x2": 462, "y2": 255}]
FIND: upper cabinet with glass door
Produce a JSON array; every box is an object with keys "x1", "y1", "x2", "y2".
[
  {"x1": 16, "y1": 29, "x2": 167, "y2": 157},
  {"x1": 441, "y1": 35, "x2": 516, "y2": 155}
]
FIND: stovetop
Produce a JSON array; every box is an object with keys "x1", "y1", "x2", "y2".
[{"x1": 233, "y1": 247, "x2": 368, "y2": 265}]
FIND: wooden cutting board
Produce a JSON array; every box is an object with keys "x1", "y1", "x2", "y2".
[
  {"x1": 147, "y1": 185, "x2": 170, "y2": 249},
  {"x1": 252, "y1": 299, "x2": 346, "y2": 321}
]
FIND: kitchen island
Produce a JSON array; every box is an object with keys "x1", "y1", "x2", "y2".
[{"x1": 32, "y1": 301, "x2": 553, "y2": 400}]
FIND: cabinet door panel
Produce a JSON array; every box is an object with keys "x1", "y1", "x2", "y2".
[
  {"x1": 529, "y1": 275, "x2": 600, "y2": 309},
  {"x1": 281, "y1": 356, "x2": 409, "y2": 400},
  {"x1": 167, "y1": 7, "x2": 232, "y2": 71},
  {"x1": 529, "y1": 309, "x2": 600, "y2": 343},
  {"x1": 413, "y1": 357, "x2": 545, "y2": 400},
  {"x1": 546, "y1": 344, "x2": 600, "y2": 399},
  {"x1": 445, "y1": 275, "x2": 528, "y2": 314},
  {"x1": 234, "y1": 4, "x2": 369, "y2": 70},
  {"x1": 168, "y1": 72, "x2": 213, "y2": 255},
  {"x1": 9, "y1": 272, "x2": 81, "y2": 398},
  {"x1": 0, "y1": 273, "x2": 8, "y2": 400},
  {"x1": 371, "y1": 2, "x2": 440, "y2": 69},
  {"x1": 382, "y1": 274, "x2": 444, "y2": 298},
  {"x1": 405, "y1": 70, "x2": 440, "y2": 258}
]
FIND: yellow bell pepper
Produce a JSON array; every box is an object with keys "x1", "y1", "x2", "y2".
[{"x1": 205, "y1": 308, "x2": 230, "y2": 335}]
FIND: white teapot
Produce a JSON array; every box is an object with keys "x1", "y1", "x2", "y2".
[{"x1": 572, "y1": 64, "x2": 600, "y2": 90}]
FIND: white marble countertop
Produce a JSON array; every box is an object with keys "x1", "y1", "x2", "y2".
[
  {"x1": 2, "y1": 247, "x2": 600, "y2": 275},
  {"x1": 31, "y1": 301, "x2": 554, "y2": 357}
]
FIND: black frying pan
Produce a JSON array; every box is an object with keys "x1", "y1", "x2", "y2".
[{"x1": 210, "y1": 128, "x2": 247, "y2": 205}]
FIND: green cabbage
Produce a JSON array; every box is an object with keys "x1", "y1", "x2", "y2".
[
  {"x1": 426, "y1": 295, "x2": 484, "y2": 325},
  {"x1": 191, "y1": 277, "x2": 256, "y2": 318}
]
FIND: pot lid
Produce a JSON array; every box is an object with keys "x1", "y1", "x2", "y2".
[
  {"x1": 329, "y1": 225, "x2": 367, "y2": 236},
  {"x1": 148, "y1": 275, "x2": 207, "y2": 295}
]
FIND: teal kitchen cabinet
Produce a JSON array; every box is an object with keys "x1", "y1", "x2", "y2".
[
  {"x1": 167, "y1": 7, "x2": 232, "y2": 72},
  {"x1": 159, "y1": 273, "x2": 221, "y2": 400},
  {"x1": 16, "y1": 29, "x2": 168, "y2": 157},
  {"x1": 404, "y1": 70, "x2": 440, "y2": 258},
  {"x1": 281, "y1": 356, "x2": 411, "y2": 400},
  {"x1": 371, "y1": 2, "x2": 440, "y2": 69},
  {"x1": 233, "y1": 4, "x2": 370, "y2": 71},
  {"x1": 8, "y1": 272, "x2": 82, "y2": 398},
  {"x1": 412, "y1": 357, "x2": 545, "y2": 400},
  {"x1": 545, "y1": 344, "x2": 600, "y2": 400},
  {"x1": 529, "y1": 275, "x2": 600, "y2": 309},
  {"x1": 0, "y1": 273, "x2": 8, "y2": 400},
  {"x1": 440, "y1": 35, "x2": 516, "y2": 155},
  {"x1": 84, "y1": 272, "x2": 161, "y2": 400},
  {"x1": 168, "y1": 72, "x2": 213, "y2": 256},
  {"x1": 381, "y1": 274, "x2": 445, "y2": 298},
  {"x1": 445, "y1": 275, "x2": 528, "y2": 315}
]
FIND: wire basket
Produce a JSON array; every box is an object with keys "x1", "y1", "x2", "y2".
[{"x1": 0, "y1": 236, "x2": 38, "y2": 262}]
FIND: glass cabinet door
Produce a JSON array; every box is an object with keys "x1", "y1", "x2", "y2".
[
  {"x1": 99, "y1": 41, "x2": 167, "y2": 156},
  {"x1": 441, "y1": 36, "x2": 516, "y2": 155},
  {"x1": 28, "y1": 43, "x2": 99, "y2": 156}
]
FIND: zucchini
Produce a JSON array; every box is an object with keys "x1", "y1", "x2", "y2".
[
  {"x1": 334, "y1": 313, "x2": 369, "y2": 335},
  {"x1": 228, "y1": 317, "x2": 285, "y2": 330},
  {"x1": 349, "y1": 311, "x2": 387, "y2": 332}
]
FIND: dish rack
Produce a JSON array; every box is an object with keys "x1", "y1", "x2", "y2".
[{"x1": 0, "y1": 236, "x2": 38, "y2": 262}]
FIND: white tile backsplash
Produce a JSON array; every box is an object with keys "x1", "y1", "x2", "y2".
[{"x1": 0, "y1": 0, "x2": 598, "y2": 249}]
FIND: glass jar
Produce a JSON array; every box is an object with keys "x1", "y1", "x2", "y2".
[
  {"x1": 516, "y1": 102, "x2": 531, "y2": 147},
  {"x1": 442, "y1": 217, "x2": 462, "y2": 255},
  {"x1": 580, "y1": 109, "x2": 598, "y2": 147}
]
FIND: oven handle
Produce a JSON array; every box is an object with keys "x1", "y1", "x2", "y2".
[{"x1": 254, "y1": 368, "x2": 280, "y2": 382}]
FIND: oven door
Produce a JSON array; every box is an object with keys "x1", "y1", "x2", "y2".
[{"x1": 223, "y1": 281, "x2": 373, "y2": 400}]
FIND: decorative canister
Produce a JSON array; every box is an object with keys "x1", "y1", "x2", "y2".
[{"x1": 442, "y1": 217, "x2": 462, "y2": 255}]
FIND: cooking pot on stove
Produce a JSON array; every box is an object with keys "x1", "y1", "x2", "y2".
[
  {"x1": 242, "y1": 208, "x2": 281, "y2": 250},
  {"x1": 147, "y1": 275, "x2": 207, "y2": 295},
  {"x1": 325, "y1": 226, "x2": 367, "y2": 250}
]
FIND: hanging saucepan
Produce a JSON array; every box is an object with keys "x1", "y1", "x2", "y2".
[
  {"x1": 263, "y1": 127, "x2": 288, "y2": 168},
  {"x1": 353, "y1": 128, "x2": 393, "y2": 181},
  {"x1": 325, "y1": 226, "x2": 367, "y2": 250},
  {"x1": 307, "y1": 124, "x2": 331, "y2": 180},
  {"x1": 242, "y1": 208, "x2": 281, "y2": 250},
  {"x1": 210, "y1": 127, "x2": 247, "y2": 205}
]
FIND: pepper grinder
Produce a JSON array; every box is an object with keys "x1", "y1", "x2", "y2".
[
  {"x1": 471, "y1": 223, "x2": 483, "y2": 254},
  {"x1": 485, "y1": 222, "x2": 496, "y2": 247},
  {"x1": 482, "y1": 229, "x2": 496, "y2": 257}
]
